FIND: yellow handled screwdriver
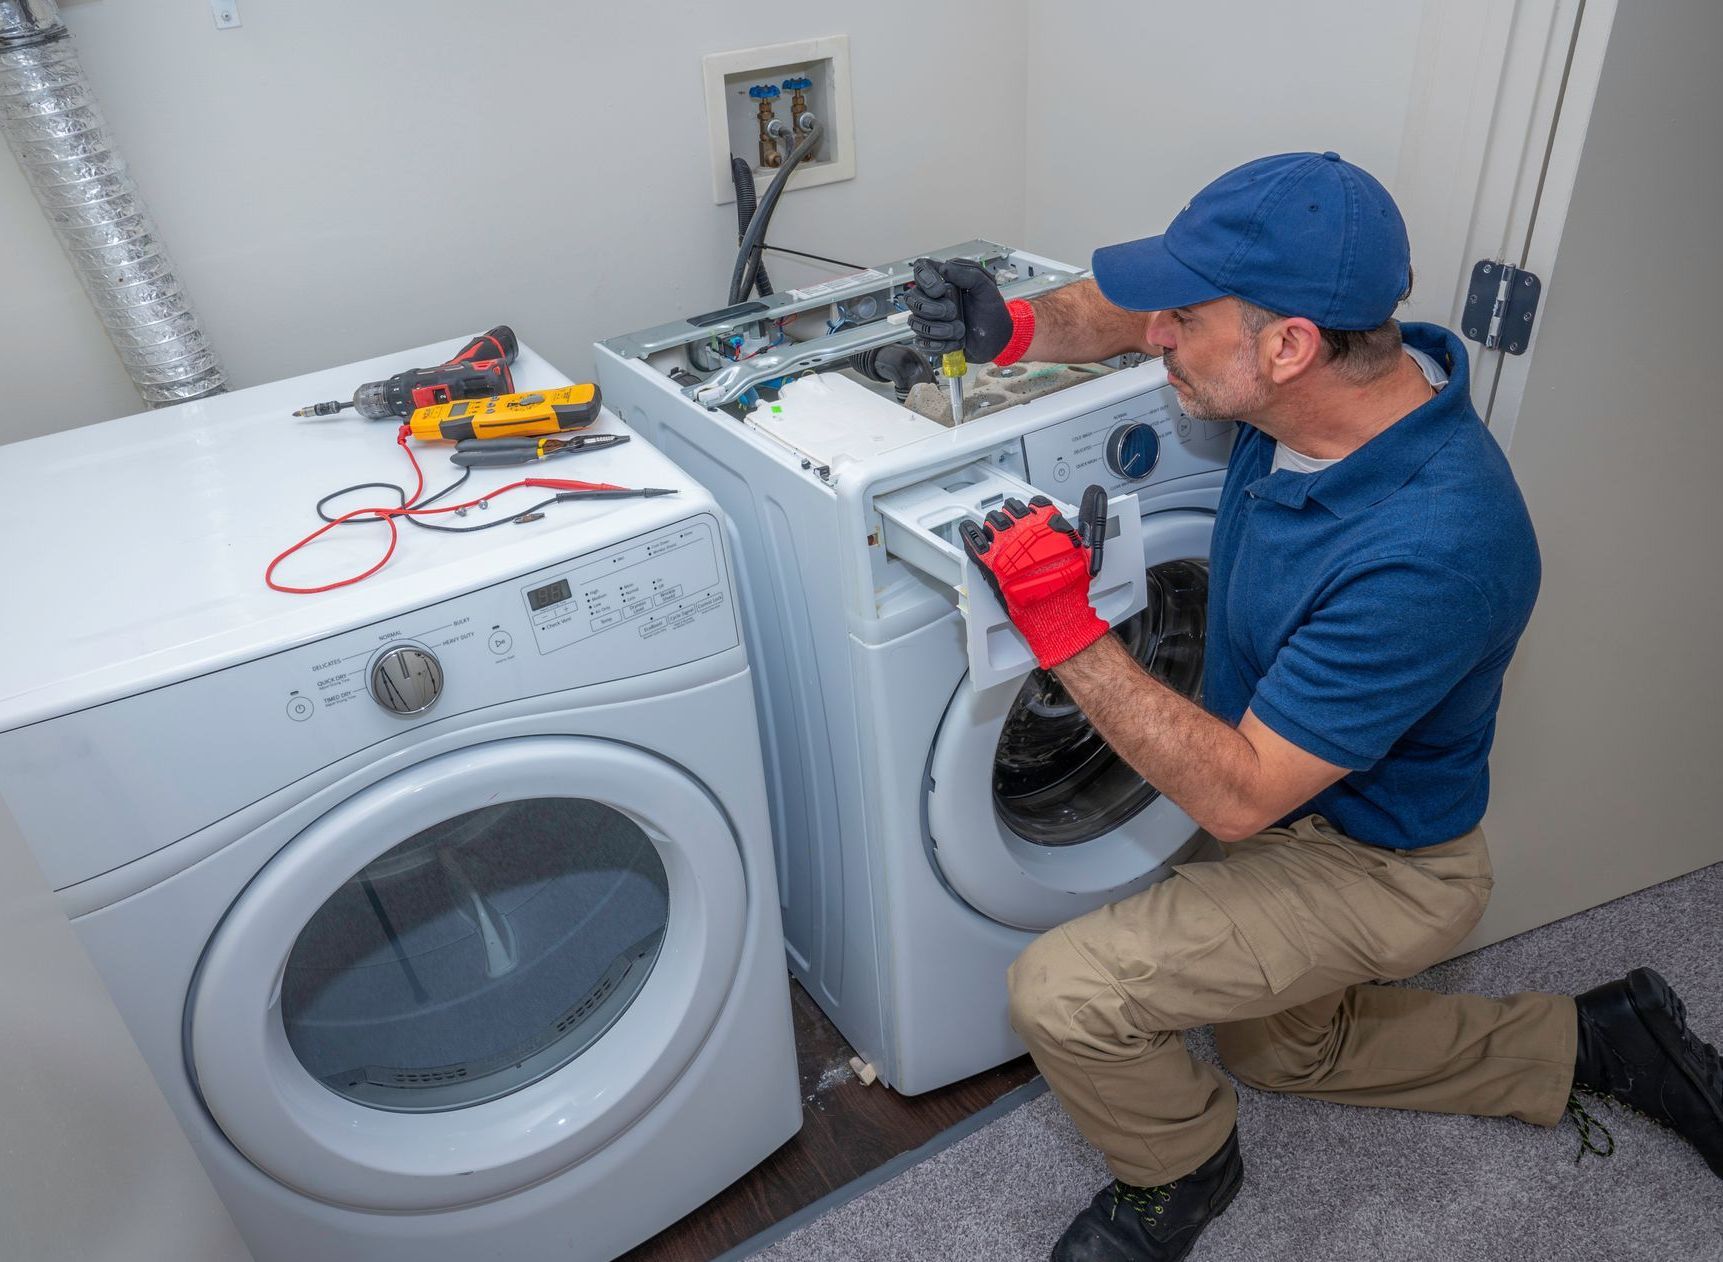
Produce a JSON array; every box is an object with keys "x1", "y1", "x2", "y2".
[{"x1": 942, "y1": 350, "x2": 967, "y2": 424}]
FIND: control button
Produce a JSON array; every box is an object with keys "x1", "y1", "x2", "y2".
[
  {"x1": 1052, "y1": 459, "x2": 1071, "y2": 483},
  {"x1": 369, "y1": 646, "x2": 444, "y2": 716},
  {"x1": 1176, "y1": 414, "x2": 1193, "y2": 441},
  {"x1": 286, "y1": 696, "x2": 314, "y2": 722},
  {"x1": 488, "y1": 630, "x2": 513, "y2": 655},
  {"x1": 592, "y1": 611, "x2": 621, "y2": 631},
  {"x1": 1105, "y1": 422, "x2": 1161, "y2": 480}
]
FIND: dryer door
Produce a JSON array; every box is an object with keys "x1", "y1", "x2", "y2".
[
  {"x1": 925, "y1": 509, "x2": 1213, "y2": 931},
  {"x1": 187, "y1": 736, "x2": 746, "y2": 1212}
]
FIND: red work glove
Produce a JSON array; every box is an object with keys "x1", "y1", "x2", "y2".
[{"x1": 959, "y1": 490, "x2": 1110, "y2": 670}]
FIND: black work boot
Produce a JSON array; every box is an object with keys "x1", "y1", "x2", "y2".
[
  {"x1": 1051, "y1": 1127, "x2": 1242, "y2": 1261},
  {"x1": 1573, "y1": 967, "x2": 1723, "y2": 1176}
]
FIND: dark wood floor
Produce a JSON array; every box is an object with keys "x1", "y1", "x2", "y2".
[{"x1": 620, "y1": 978, "x2": 1040, "y2": 1262}]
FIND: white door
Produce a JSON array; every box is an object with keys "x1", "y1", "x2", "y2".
[
  {"x1": 1456, "y1": 0, "x2": 1723, "y2": 945},
  {"x1": 187, "y1": 737, "x2": 747, "y2": 1211},
  {"x1": 925, "y1": 509, "x2": 1214, "y2": 930}
]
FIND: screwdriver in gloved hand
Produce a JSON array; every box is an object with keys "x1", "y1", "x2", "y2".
[{"x1": 942, "y1": 350, "x2": 967, "y2": 424}]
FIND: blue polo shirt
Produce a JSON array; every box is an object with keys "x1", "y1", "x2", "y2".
[{"x1": 1204, "y1": 324, "x2": 1540, "y2": 849}]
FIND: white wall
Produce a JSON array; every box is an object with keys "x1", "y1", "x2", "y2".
[
  {"x1": 4, "y1": 1, "x2": 1456, "y2": 445},
  {"x1": 1, "y1": 0, "x2": 1029, "y2": 442},
  {"x1": 1022, "y1": 1, "x2": 1427, "y2": 281}
]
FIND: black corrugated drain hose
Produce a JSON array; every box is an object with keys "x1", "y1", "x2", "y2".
[
  {"x1": 729, "y1": 118, "x2": 825, "y2": 306},
  {"x1": 730, "y1": 157, "x2": 773, "y2": 298}
]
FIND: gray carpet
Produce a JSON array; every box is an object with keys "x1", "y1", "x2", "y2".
[{"x1": 745, "y1": 862, "x2": 1723, "y2": 1260}]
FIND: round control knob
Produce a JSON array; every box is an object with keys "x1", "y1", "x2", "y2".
[
  {"x1": 370, "y1": 646, "x2": 444, "y2": 716},
  {"x1": 1105, "y1": 423, "x2": 1161, "y2": 480}
]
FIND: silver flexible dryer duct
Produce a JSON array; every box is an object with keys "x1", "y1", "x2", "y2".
[{"x1": 0, "y1": 0, "x2": 224, "y2": 406}]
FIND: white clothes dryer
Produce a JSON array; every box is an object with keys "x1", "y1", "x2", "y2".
[
  {"x1": 0, "y1": 342, "x2": 799, "y2": 1262},
  {"x1": 597, "y1": 244, "x2": 1232, "y2": 1094}
]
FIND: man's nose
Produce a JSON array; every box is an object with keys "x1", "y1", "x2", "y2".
[{"x1": 1144, "y1": 310, "x2": 1176, "y2": 351}]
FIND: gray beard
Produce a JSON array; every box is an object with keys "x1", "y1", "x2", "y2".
[{"x1": 1165, "y1": 350, "x2": 1270, "y2": 421}]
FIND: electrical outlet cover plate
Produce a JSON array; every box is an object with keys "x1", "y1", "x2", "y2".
[{"x1": 703, "y1": 35, "x2": 856, "y2": 205}]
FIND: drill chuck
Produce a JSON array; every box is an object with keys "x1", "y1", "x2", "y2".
[{"x1": 351, "y1": 381, "x2": 394, "y2": 420}]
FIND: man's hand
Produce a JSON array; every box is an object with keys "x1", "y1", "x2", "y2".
[
  {"x1": 907, "y1": 257, "x2": 1027, "y2": 364},
  {"x1": 959, "y1": 490, "x2": 1110, "y2": 670}
]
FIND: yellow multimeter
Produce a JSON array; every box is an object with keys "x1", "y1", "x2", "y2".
[{"x1": 408, "y1": 383, "x2": 602, "y2": 442}]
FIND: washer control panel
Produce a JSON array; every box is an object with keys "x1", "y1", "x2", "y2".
[
  {"x1": 1022, "y1": 378, "x2": 1232, "y2": 497},
  {"x1": 1105, "y1": 422, "x2": 1161, "y2": 480}
]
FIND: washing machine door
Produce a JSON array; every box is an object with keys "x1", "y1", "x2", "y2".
[
  {"x1": 187, "y1": 736, "x2": 746, "y2": 1212},
  {"x1": 926, "y1": 509, "x2": 1213, "y2": 931}
]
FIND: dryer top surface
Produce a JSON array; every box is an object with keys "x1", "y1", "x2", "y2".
[{"x1": 0, "y1": 340, "x2": 714, "y2": 726}]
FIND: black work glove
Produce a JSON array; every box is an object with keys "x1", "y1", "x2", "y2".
[{"x1": 906, "y1": 257, "x2": 1015, "y2": 363}]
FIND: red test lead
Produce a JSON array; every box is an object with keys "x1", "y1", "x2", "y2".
[{"x1": 264, "y1": 429, "x2": 675, "y2": 595}]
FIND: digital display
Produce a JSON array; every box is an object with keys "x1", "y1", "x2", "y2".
[{"x1": 528, "y1": 578, "x2": 571, "y2": 611}]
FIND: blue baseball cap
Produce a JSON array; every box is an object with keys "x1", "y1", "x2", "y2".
[{"x1": 1092, "y1": 151, "x2": 1411, "y2": 330}]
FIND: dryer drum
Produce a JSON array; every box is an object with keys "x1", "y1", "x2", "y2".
[{"x1": 991, "y1": 559, "x2": 1209, "y2": 848}]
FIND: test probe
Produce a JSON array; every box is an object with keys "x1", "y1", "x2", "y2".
[
  {"x1": 265, "y1": 423, "x2": 673, "y2": 595},
  {"x1": 450, "y1": 432, "x2": 629, "y2": 468}
]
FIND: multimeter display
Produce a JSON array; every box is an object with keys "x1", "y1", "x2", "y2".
[{"x1": 527, "y1": 578, "x2": 571, "y2": 611}]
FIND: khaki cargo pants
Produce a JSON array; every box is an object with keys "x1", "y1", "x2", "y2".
[{"x1": 1007, "y1": 815, "x2": 1577, "y2": 1186}]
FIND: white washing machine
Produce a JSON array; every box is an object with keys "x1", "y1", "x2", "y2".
[
  {"x1": 0, "y1": 341, "x2": 799, "y2": 1262},
  {"x1": 596, "y1": 243, "x2": 1232, "y2": 1094}
]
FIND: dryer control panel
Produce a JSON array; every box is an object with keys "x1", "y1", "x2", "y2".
[
  {"x1": 1021, "y1": 379, "x2": 1233, "y2": 498},
  {"x1": 523, "y1": 520, "x2": 725, "y2": 656},
  {"x1": 0, "y1": 514, "x2": 741, "y2": 893}
]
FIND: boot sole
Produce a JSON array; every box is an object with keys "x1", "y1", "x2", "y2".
[{"x1": 1627, "y1": 967, "x2": 1723, "y2": 1178}]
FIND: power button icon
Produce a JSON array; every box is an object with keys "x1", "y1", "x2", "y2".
[{"x1": 286, "y1": 696, "x2": 315, "y2": 722}]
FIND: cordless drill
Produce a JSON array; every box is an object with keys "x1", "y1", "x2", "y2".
[{"x1": 292, "y1": 326, "x2": 518, "y2": 419}]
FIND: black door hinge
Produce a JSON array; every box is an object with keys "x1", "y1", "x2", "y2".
[{"x1": 1462, "y1": 260, "x2": 1542, "y2": 355}]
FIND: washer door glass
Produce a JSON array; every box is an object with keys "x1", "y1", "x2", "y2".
[
  {"x1": 282, "y1": 798, "x2": 667, "y2": 1113},
  {"x1": 992, "y1": 558, "x2": 1208, "y2": 846}
]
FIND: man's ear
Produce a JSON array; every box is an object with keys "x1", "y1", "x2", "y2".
[{"x1": 1265, "y1": 317, "x2": 1323, "y2": 384}]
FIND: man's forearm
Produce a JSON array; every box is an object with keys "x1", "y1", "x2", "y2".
[
  {"x1": 1022, "y1": 279, "x2": 1158, "y2": 363},
  {"x1": 1052, "y1": 632, "x2": 1268, "y2": 842}
]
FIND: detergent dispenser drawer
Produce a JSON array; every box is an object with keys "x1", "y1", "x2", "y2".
[{"x1": 874, "y1": 461, "x2": 1145, "y2": 690}]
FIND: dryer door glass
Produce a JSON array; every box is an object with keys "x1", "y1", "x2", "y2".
[
  {"x1": 280, "y1": 798, "x2": 669, "y2": 1113},
  {"x1": 992, "y1": 559, "x2": 1207, "y2": 847}
]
